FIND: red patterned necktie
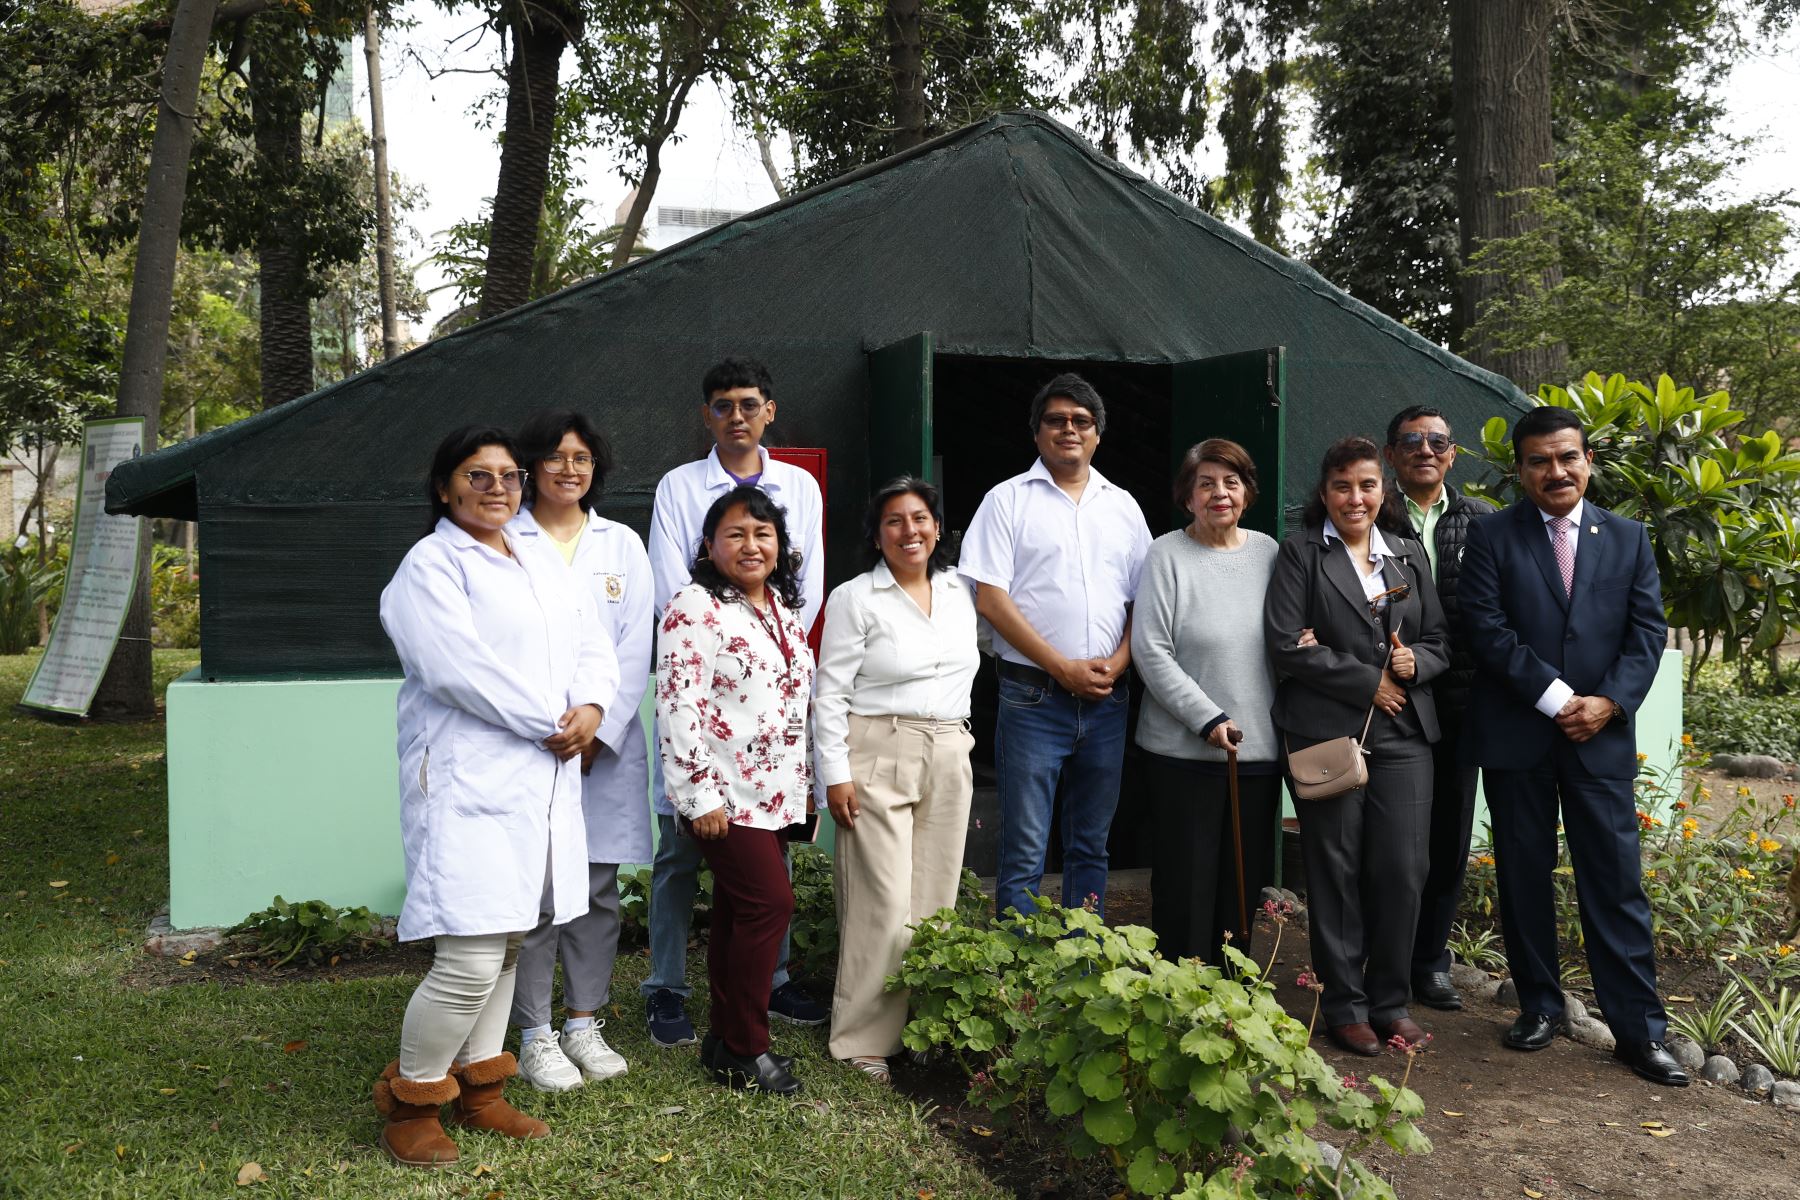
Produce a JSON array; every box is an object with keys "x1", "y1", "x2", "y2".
[{"x1": 1551, "y1": 517, "x2": 1574, "y2": 598}]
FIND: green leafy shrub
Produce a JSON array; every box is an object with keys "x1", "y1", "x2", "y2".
[
  {"x1": 896, "y1": 900, "x2": 1430, "y2": 1199},
  {"x1": 232, "y1": 896, "x2": 385, "y2": 968},
  {"x1": 0, "y1": 545, "x2": 54, "y2": 654},
  {"x1": 150, "y1": 545, "x2": 200, "y2": 649},
  {"x1": 1684, "y1": 689, "x2": 1800, "y2": 761}
]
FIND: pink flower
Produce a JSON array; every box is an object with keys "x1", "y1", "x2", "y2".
[{"x1": 1295, "y1": 969, "x2": 1318, "y2": 989}]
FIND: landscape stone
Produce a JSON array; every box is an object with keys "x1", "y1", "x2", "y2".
[
  {"x1": 1561, "y1": 995, "x2": 1588, "y2": 1025},
  {"x1": 1449, "y1": 963, "x2": 1489, "y2": 993},
  {"x1": 1700, "y1": 1055, "x2": 1740, "y2": 1085},
  {"x1": 1710, "y1": 753, "x2": 1791, "y2": 779},
  {"x1": 142, "y1": 911, "x2": 225, "y2": 958},
  {"x1": 1667, "y1": 1036, "x2": 1706, "y2": 1072},
  {"x1": 1566, "y1": 1018, "x2": 1615, "y2": 1053},
  {"x1": 1495, "y1": 978, "x2": 1519, "y2": 1009},
  {"x1": 1742, "y1": 1064, "x2": 1775, "y2": 1098},
  {"x1": 1472, "y1": 978, "x2": 1503, "y2": 1003},
  {"x1": 1773, "y1": 1081, "x2": 1800, "y2": 1109}
]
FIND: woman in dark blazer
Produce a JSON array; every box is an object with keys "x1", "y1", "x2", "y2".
[{"x1": 1264, "y1": 435, "x2": 1450, "y2": 1058}]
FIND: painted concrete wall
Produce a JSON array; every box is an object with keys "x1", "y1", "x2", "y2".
[{"x1": 167, "y1": 652, "x2": 1681, "y2": 929}]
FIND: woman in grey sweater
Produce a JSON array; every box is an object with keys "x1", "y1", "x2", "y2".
[{"x1": 1131, "y1": 439, "x2": 1281, "y2": 964}]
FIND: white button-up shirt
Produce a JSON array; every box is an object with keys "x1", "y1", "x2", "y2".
[
  {"x1": 812, "y1": 563, "x2": 980, "y2": 788},
  {"x1": 957, "y1": 459, "x2": 1151, "y2": 664},
  {"x1": 648, "y1": 446, "x2": 824, "y2": 630},
  {"x1": 1323, "y1": 518, "x2": 1401, "y2": 605}
]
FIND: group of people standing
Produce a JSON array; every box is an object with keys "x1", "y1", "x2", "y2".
[{"x1": 367, "y1": 358, "x2": 1684, "y2": 1169}]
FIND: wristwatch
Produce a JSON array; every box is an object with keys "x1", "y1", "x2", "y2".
[{"x1": 1608, "y1": 698, "x2": 1625, "y2": 722}]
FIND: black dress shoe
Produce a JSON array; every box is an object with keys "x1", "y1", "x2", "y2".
[
  {"x1": 1614, "y1": 1040, "x2": 1690, "y2": 1087},
  {"x1": 702, "y1": 1032, "x2": 791, "y2": 1075},
  {"x1": 1503, "y1": 1012, "x2": 1561, "y2": 1051},
  {"x1": 710, "y1": 1047, "x2": 802, "y2": 1095},
  {"x1": 1413, "y1": 972, "x2": 1463, "y2": 1011}
]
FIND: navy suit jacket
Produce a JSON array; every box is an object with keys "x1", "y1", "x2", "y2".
[{"x1": 1458, "y1": 499, "x2": 1666, "y2": 780}]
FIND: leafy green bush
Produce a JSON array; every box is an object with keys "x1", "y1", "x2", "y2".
[
  {"x1": 896, "y1": 900, "x2": 1430, "y2": 1199},
  {"x1": 0, "y1": 545, "x2": 54, "y2": 654},
  {"x1": 1684, "y1": 689, "x2": 1800, "y2": 761},
  {"x1": 232, "y1": 896, "x2": 385, "y2": 968},
  {"x1": 150, "y1": 545, "x2": 200, "y2": 649}
]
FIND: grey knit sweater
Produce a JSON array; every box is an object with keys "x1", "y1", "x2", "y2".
[{"x1": 1130, "y1": 528, "x2": 1279, "y2": 763}]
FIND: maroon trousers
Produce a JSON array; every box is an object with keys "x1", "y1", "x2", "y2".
[{"x1": 694, "y1": 822, "x2": 794, "y2": 1057}]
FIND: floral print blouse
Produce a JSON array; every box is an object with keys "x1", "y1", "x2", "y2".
[{"x1": 655, "y1": 582, "x2": 815, "y2": 828}]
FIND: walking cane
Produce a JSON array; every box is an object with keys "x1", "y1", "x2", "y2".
[{"x1": 1225, "y1": 727, "x2": 1250, "y2": 946}]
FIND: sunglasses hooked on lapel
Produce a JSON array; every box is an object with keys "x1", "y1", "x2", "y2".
[{"x1": 1368, "y1": 580, "x2": 1410, "y2": 618}]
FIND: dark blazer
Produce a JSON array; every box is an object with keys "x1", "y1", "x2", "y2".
[
  {"x1": 1458, "y1": 499, "x2": 1666, "y2": 779},
  {"x1": 1264, "y1": 525, "x2": 1451, "y2": 743}
]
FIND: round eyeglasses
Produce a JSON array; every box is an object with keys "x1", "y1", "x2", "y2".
[
  {"x1": 539, "y1": 454, "x2": 596, "y2": 474},
  {"x1": 456, "y1": 468, "x2": 526, "y2": 494}
]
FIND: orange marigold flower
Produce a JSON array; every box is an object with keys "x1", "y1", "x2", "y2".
[
  {"x1": 1674, "y1": 799, "x2": 1690, "y2": 811},
  {"x1": 1761, "y1": 839, "x2": 1781, "y2": 854},
  {"x1": 1681, "y1": 733, "x2": 1695, "y2": 746},
  {"x1": 1779, "y1": 945, "x2": 1794, "y2": 958},
  {"x1": 1735, "y1": 867, "x2": 1755, "y2": 881}
]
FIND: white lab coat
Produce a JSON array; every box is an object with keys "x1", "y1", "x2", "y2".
[
  {"x1": 380, "y1": 518, "x2": 620, "y2": 942},
  {"x1": 510, "y1": 508, "x2": 654, "y2": 865}
]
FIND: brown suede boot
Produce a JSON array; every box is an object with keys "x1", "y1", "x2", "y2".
[
  {"x1": 449, "y1": 1053, "x2": 550, "y2": 1139},
  {"x1": 373, "y1": 1060, "x2": 461, "y2": 1168}
]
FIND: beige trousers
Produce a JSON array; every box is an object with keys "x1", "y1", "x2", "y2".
[{"x1": 829, "y1": 713, "x2": 974, "y2": 1060}]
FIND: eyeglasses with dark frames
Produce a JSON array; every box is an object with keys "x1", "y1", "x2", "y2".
[
  {"x1": 1393, "y1": 431, "x2": 1453, "y2": 454},
  {"x1": 539, "y1": 454, "x2": 596, "y2": 474},
  {"x1": 1039, "y1": 412, "x2": 1097, "y2": 432},
  {"x1": 708, "y1": 397, "x2": 767, "y2": 419},
  {"x1": 456, "y1": 468, "x2": 526, "y2": 494}
]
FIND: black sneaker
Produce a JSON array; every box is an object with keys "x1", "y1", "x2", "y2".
[
  {"x1": 767, "y1": 981, "x2": 830, "y2": 1027},
  {"x1": 646, "y1": 988, "x2": 698, "y2": 1047}
]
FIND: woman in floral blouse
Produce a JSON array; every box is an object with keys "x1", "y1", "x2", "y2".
[{"x1": 656, "y1": 485, "x2": 814, "y2": 1095}]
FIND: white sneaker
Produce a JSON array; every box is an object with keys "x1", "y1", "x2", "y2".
[
  {"x1": 517, "y1": 1032, "x2": 584, "y2": 1092},
  {"x1": 561, "y1": 1021, "x2": 628, "y2": 1081}
]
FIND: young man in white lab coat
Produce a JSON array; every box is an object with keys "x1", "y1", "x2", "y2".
[{"x1": 643, "y1": 356, "x2": 828, "y2": 1048}]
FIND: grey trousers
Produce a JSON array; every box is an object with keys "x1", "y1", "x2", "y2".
[
  {"x1": 1294, "y1": 722, "x2": 1434, "y2": 1028},
  {"x1": 510, "y1": 861, "x2": 623, "y2": 1028}
]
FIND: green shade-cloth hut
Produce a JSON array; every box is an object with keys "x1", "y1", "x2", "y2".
[{"x1": 109, "y1": 110, "x2": 1526, "y2": 680}]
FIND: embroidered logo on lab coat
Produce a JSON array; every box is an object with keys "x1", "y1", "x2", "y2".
[{"x1": 602, "y1": 573, "x2": 625, "y2": 602}]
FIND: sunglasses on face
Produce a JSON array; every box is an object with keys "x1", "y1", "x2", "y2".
[
  {"x1": 1393, "y1": 431, "x2": 1453, "y2": 454},
  {"x1": 456, "y1": 469, "x2": 526, "y2": 494},
  {"x1": 1040, "y1": 413, "x2": 1097, "y2": 432},
  {"x1": 708, "y1": 398, "x2": 766, "y2": 419}
]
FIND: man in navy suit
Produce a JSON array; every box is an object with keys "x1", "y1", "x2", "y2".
[{"x1": 1459, "y1": 406, "x2": 1685, "y2": 1087}]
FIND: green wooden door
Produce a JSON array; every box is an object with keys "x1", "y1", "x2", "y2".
[
  {"x1": 866, "y1": 332, "x2": 935, "y2": 485},
  {"x1": 1170, "y1": 347, "x2": 1287, "y2": 539}
]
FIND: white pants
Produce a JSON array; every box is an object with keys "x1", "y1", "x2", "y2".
[{"x1": 399, "y1": 931, "x2": 525, "y2": 1083}]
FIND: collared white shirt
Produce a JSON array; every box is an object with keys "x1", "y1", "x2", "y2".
[
  {"x1": 812, "y1": 562, "x2": 980, "y2": 788},
  {"x1": 655, "y1": 583, "x2": 815, "y2": 828},
  {"x1": 1532, "y1": 497, "x2": 1589, "y2": 718},
  {"x1": 957, "y1": 459, "x2": 1152, "y2": 665},
  {"x1": 648, "y1": 445, "x2": 825, "y2": 630},
  {"x1": 1322, "y1": 518, "x2": 1400, "y2": 605}
]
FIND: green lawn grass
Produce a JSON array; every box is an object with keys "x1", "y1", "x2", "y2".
[{"x1": 0, "y1": 650, "x2": 1004, "y2": 1199}]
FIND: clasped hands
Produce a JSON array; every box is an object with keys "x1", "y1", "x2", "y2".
[
  {"x1": 1555, "y1": 694, "x2": 1617, "y2": 743},
  {"x1": 542, "y1": 703, "x2": 603, "y2": 763},
  {"x1": 1050, "y1": 654, "x2": 1128, "y2": 701},
  {"x1": 1295, "y1": 627, "x2": 1414, "y2": 717}
]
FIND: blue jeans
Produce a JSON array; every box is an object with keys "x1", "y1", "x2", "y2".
[
  {"x1": 640, "y1": 812, "x2": 792, "y2": 998},
  {"x1": 993, "y1": 674, "x2": 1129, "y2": 920}
]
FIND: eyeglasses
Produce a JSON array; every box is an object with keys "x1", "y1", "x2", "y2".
[
  {"x1": 456, "y1": 469, "x2": 525, "y2": 494},
  {"x1": 1039, "y1": 413, "x2": 1097, "y2": 432},
  {"x1": 1369, "y1": 580, "x2": 1411, "y2": 617},
  {"x1": 1393, "y1": 431, "x2": 1453, "y2": 454},
  {"x1": 539, "y1": 454, "x2": 596, "y2": 474},
  {"x1": 708, "y1": 397, "x2": 766, "y2": 419}
]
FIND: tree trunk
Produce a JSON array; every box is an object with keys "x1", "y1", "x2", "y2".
[
  {"x1": 611, "y1": 65, "x2": 705, "y2": 270},
  {"x1": 364, "y1": 7, "x2": 400, "y2": 359},
  {"x1": 91, "y1": 0, "x2": 219, "y2": 722},
  {"x1": 1451, "y1": 0, "x2": 1568, "y2": 386},
  {"x1": 252, "y1": 23, "x2": 315, "y2": 408},
  {"x1": 479, "y1": 1, "x2": 579, "y2": 320},
  {"x1": 886, "y1": 0, "x2": 925, "y2": 151}
]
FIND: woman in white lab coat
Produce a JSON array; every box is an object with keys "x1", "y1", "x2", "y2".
[
  {"x1": 372, "y1": 425, "x2": 619, "y2": 1169},
  {"x1": 505, "y1": 409, "x2": 654, "y2": 1093}
]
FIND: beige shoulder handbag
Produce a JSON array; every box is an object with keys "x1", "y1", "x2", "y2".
[{"x1": 1284, "y1": 701, "x2": 1378, "y2": 800}]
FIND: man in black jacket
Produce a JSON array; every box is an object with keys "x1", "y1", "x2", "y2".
[{"x1": 1383, "y1": 406, "x2": 1494, "y2": 1011}]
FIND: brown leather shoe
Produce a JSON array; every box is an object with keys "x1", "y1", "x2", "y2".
[
  {"x1": 1327, "y1": 1022, "x2": 1382, "y2": 1057},
  {"x1": 449, "y1": 1053, "x2": 550, "y2": 1140},
  {"x1": 373, "y1": 1060, "x2": 460, "y2": 1168},
  {"x1": 1379, "y1": 1016, "x2": 1429, "y2": 1051}
]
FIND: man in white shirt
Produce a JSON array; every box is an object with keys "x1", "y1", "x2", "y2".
[
  {"x1": 958, "y1": 374, "x2": 1152, "y2": 920},
  {"x1": 641, "y1": 356, "x2": 827, "y2": 1049}
]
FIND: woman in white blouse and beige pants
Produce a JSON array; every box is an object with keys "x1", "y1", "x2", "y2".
[{"x1": 815, "y1": 477, "x2": 980, "y2": 1081}]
